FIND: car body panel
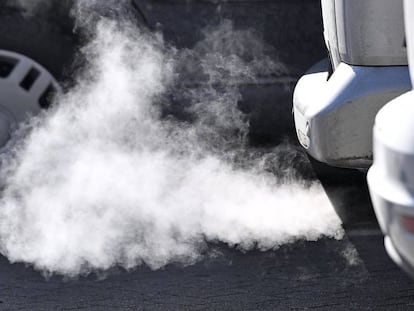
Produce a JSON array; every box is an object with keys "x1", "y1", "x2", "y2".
[
  {"x1": 322, "y1": 0, "x2": 406, "y2": 68},
  {"x1": 294, "y1": 0, "x2": 410, "y2": 169},
  {"x1": 294, "y1": 60, "x2": 410, "y2": 169},
  {"x1": 368, "y1": 90, "x2": 414, "y2": 277}
]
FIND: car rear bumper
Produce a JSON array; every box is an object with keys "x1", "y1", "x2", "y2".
[
  {"x1": 369, "y1": 168, "x2": 414, "y2": 277},
  {"x1": 293, "y1": 59, "x2": 410, "y2": 169},
  {"x1": 368, "y1": 91, "x2": 414, "y2": 276}
]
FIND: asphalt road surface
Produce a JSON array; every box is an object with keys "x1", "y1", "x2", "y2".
[
  {"x1": 0, "y1": 73, "x2": 411, "y2": 311},
  {"x1": 0, "y1": 194, "x2": 413, "y2": 310}
]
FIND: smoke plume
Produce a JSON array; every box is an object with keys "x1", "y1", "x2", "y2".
[{"x1": 0, "y1": 4, "x2": 343, "y2": 276}]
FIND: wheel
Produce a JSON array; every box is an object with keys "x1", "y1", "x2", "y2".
[
  {"x1": 0, "y1": 50, "x2": 61, "y2": 150},
  {"x1": 0, "y1": 4, "x2": 78, "y2": 151},
  {"x1": 0, "y1": 1, "x2": 147, "y2": 151}
]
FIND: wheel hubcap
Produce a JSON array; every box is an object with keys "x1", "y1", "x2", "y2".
[{"x1": 0, "y1": 50, "x2": 60, "y2": 150}]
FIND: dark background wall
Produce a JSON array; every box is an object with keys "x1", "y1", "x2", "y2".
[
  {"x1": 136, "y1": 0, "x2": 325, "y2": 76},
  {"x1": 134, "y1": 0, "x2": 326, "y2": 144},
  {"x1": 0, "y1": 0, "x2": 326, "y2": 145}
]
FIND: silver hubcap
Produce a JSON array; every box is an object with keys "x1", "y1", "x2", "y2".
[{"x1": 0, "y1": 50, "x2": 61, "y2": 150}]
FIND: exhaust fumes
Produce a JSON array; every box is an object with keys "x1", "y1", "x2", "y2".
[{"x1": 0, "y1": 5, "x2": 343, "y2": 276}]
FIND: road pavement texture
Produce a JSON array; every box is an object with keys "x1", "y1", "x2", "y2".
[{"x1": 0, "y1": 178, "x2": 413, "y2": 310}]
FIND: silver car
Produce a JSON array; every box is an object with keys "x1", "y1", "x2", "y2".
[
  {"x1": 368, "y1": 0, "x2": 414, "y2": 277},
  {"x1": 293, "y1": 0, "x2": 410, "y2": 170}
]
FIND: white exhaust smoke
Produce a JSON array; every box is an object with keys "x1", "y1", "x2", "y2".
[{"x1": 0, "y1": 13, "x2": 343, "y2": 276}]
